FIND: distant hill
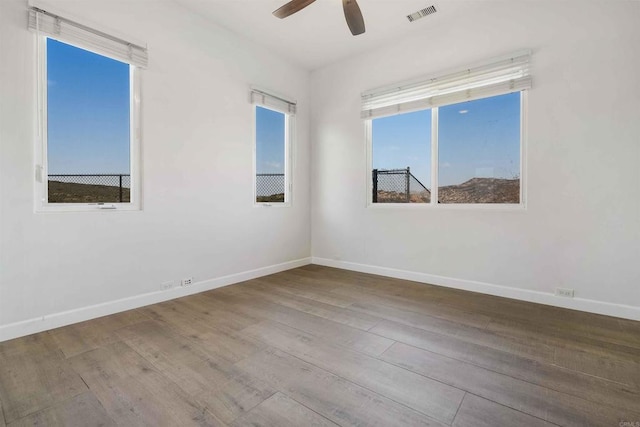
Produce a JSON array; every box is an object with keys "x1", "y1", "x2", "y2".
[
  {"x1": 49, "y1": 178, "x2": 518, "y2": 205},
  {"x1": 375, "y1": 177, "x2": 519, "y2": 204},
  {"x1": 48, "y1": 180, "x2": 130, "y2": 203},
  {"x1": 439, "y1": 178, "x2": 519, "y2": 204},
  {"x1": 257, "y1": 193, "x2": 285, "y2": 203},
  {"x1": 376, "y1": 191, "x2": 430, "y2": 203}
]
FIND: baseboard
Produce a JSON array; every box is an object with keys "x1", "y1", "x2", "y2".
[
  {"x1": 0, "y1": 257, "x2": 312, "y2": 343},
  {"x1": 311, "y1": 257, "x2": 640, "y2": 321}
]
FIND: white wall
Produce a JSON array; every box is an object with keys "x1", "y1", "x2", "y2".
[
  {"x1": 0, "y1": 0, "x2": 311, "y2": 340},
  {"x1": 310, "y1": 1, "x2": 640, "y2": 318},
  {"x1": 1, "y1": 0, "x2": 638, "y2": 341}
]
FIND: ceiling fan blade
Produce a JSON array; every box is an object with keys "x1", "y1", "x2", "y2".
[
  {"x1": 342, "y1": 0, "x2": 365, "y2": 35},
  {"x1": 273, "y1": 0, "x2": 317, "y2": 19}
]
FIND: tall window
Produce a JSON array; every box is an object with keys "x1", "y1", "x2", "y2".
[
  {"x1": 252, "y1": 90, "x2": 295, "y2": 205},
  {"x1": 46, "y1": 39, "x2": 131, "y2": 204},
  {"x1": 30, "y1": 7, "x2": 146, "y2": 211},
  {"x1": 364, "y1": 51, "x2": 530, "y2": 206}
]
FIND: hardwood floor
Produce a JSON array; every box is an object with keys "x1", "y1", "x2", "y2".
[{"x1": 1, "y1": 265, "x2": 639, "y2": 426}]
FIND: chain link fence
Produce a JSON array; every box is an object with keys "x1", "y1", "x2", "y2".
[
  {"x1": 256, "y1": 173, "x2": 285, "y2": 203},
  {"x1": 48, "y1": 174, "x2": 130, "y2": 203},
  {"x1": 372, "y1": 168, "x2": 430, "y2": 203}
]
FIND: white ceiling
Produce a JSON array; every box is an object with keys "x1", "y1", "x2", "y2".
[{"x1": 174, "y1": 0, "x2": 477, "y2": 70}]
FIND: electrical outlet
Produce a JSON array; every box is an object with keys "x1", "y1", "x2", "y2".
[
  {"x1": 181, "y1": 277, "x2": 193, "y2": 287},
  {"x1": 555, "y1": 288, "x2": 575, "y2": 298}
]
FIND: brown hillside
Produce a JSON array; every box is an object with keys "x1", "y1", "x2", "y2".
[
  {"x1": 375, "y1": 178, "x2": 519, "y2": 204},
  {"x1": 48, "y1": 181, "x2": 130, "y2": 203},
  {"x1": 438, "y1": 178, "x2": 519, "y2": 204},
  {"x1": 257, "y1": 193, "x2": 285, "y2": 203},
  {"x1": 376, "y1": 191, "x2": 430, "y2": 203}
]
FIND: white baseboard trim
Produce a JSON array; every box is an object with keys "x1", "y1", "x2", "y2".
[
  {"x1": 311, "y1": 257, "x2": 640, "y2": 321},
  {"x1": 0, "y1": 257, "x2": 312, "y2": 343}
]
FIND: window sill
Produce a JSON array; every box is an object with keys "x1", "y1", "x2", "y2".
[
  {"x1": 367, "y1": 203, "x2": 526, "y2": 212},
  {"x1": 35, "y1": 203, "x2": 141, "y2": 213},
  {"x1": 254, "y1": 202, "x2": 291, "y2": 208}
]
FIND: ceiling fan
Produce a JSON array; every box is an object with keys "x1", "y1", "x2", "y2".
[{"x1": 273, "y1": 0, "x2": 366, "y2": 36}]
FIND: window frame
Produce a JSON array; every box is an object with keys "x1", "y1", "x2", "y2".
[
  {"x1": 365, "y1": 90, "x2": 528, "y2": 210},
  {"x1": 252, "y1": 104, "x2": 294, "y2": 208},
  {"x1": 34, "y1": 35, "x2": 142, "y2": 213}
]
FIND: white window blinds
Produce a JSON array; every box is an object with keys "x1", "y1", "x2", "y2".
[
  {"x1": 28, "y1": 7, "x2": 148, "y2": 68},
  {"x1": 251, "y1": 89, "x2": 296, "y2": 115},
  {"x1": 361, "y1": 50, "x2": 531, "y2": 119}
]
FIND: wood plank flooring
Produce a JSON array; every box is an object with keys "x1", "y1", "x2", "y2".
[{"x1": 1, "y1": 265, "x2": 639, "y2": 426}]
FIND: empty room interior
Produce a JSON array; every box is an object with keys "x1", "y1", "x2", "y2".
[{"x1": 1, "y1": 0, "x2": 639, "y2": 425}]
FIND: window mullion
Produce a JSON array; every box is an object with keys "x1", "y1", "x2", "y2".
[
  {"x1": 285, "y1": 113, "x2": 291, "y2": 204},
  {"x1": 431, "y1": 107, "x2": 439, "y2": 205},
  {"x1": 40, "y1": 36, "x2": 50, "y2": 205},
  {"x1": 519, "y1": 91, "x2": 527, "y2": 206},
  {"x1": 129, "y1": 66, "x2": 141, "y2": 206},
  {"x1": 365, "y1": 119, "x2": 373, "y2": 206}
]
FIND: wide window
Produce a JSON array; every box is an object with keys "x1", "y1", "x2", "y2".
[
  {"x1": 252, "y1": 90, "x2": 295, "y2": 205},
  {"x1": 30, "y1": 7, "x2": 147, "y2": 211},
  {"x1": 364, "y1": 51, "x2": 530, "y2": 207}
]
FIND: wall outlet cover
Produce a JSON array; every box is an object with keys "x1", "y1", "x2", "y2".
[{"x1": 555, "y1": 288, "x2": 575, "y2": 298}]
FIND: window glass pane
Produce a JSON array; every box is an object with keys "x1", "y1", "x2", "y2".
[
  {"x1": 46, "y1": 38, "x2": 131, "y2": 203},
  {"x1": 255, "y1": 106, "x2": 286, "y2": 203},
  {"x1": 438, "y1": 92, "x2": 521, "y2": 204},
  {"x1": 372, "y1": 110, "x2": 431, "y2": 203}
]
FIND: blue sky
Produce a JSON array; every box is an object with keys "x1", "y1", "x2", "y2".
[
  {"x1": 47, "y1": 38, "x2": 130, "y2": 175},
  {"x1": 49, "y1": 39, "x2": 286, "y2": 177},
  {"x1": 373, "y1": 92, "x2": 521, "y2": 187},
  {"x1": 47, "y1": 37, "x2": 518, "y2": 187},
  {"x1": 255, "y1": 106, "x2": 285, "y2": 174},
  {"x1": 372, "y1": 109, "x2": 432, "y2": 186}
]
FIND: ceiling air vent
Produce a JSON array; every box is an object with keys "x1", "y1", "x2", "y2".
[{"x1": 407, "y1": 5, "x2": 437, "y2": 22}]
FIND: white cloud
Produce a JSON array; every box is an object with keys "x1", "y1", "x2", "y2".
[{"x1": 265, "y1": 161, "x2": 281, "y2": 169}]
